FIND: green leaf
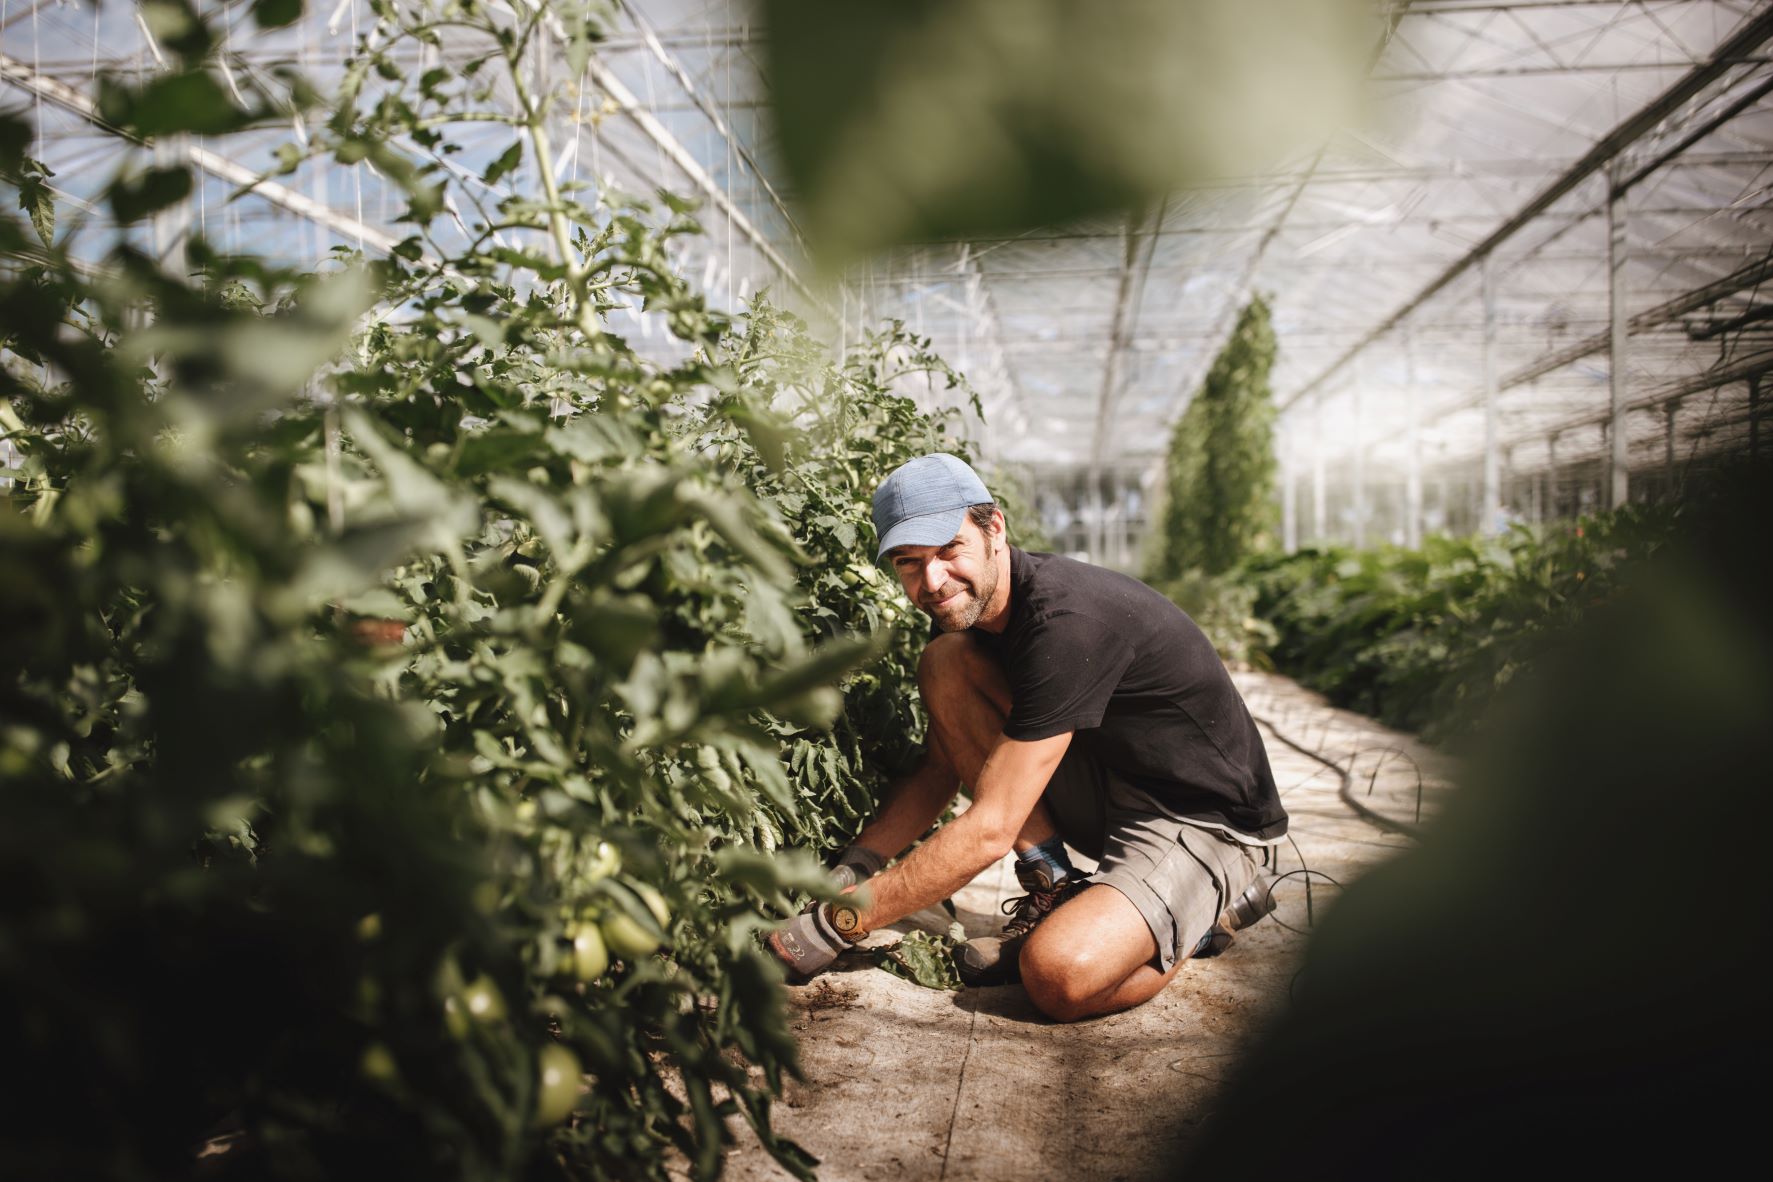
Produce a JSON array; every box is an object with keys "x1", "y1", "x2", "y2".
[
  {"x1": 0, "y1": 111, "x2": 31, "y2": 172},
  {"x1": 337, "y1": 587, "x2": 409, "y2": 619},
  {"x1": 15, "y1": 157, "x2": 54, "y2": 247},
  {"x1": 454, "y1": 430, "x2": 541, "y2": 479},
  {"x1": 252, "y1": 0, "x2": 304, "y2": 30},
  {"x1": 99, "y1": 71, "x2": 253, "y2": 138},
  {"x1": 488, "y1": 476, "x2": 572, "y2": 557},
  {"x1": 482, "y1": 139, "x2": 524, "y2": 186},
  {"x1": 762, "y1": 0, "x2": 1369, "y2": 267},
  {"x1": 713, "y1": 847, "x2": 834, "y2": 901},
  {"x1": 343, "y1": 406, "x2": 457, "y2": 516},
  {"x1": 269, "y1": 516, "x2": 441, "y2": 618},
  {"x1": 139, "y1": 1, "x2": 213, "y2": 64},
  {"x1": 744, "y1": 634, "x2": 881, "y2": 711},
  {"x1": 681, "y1": 485, "x2": 795, "y2": 583},
  {"x1": 108, "y1": 166, "x2": 193, "y2": 224},
  {"x1": 568, "y1": 594, "x2": 657, "y2": 674},
  {"x1": 876, "y1": 930, "x2": 963, "y2": 991},
  {"x1": 728, "y1": 400, "x2": 790, "y2": 474},
  {"x1": 546, "y1": 415, "x2": 644, "y2": 464}
]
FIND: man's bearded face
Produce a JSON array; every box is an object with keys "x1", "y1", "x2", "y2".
[{"x1": 889, "y1": 515, "x2": 1002, "y2": 633}]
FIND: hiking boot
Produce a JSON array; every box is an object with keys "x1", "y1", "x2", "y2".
[
  {"x1": 1191, "y1": 878, "x2": 1277, "y2": 960},
  {"x1": 955, "y1": 861, "x2": 1091, "y2": 987}
]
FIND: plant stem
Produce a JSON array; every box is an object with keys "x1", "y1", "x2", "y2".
[{"x1": 505, "y1": 28, "x2": 599, "y2": 339}]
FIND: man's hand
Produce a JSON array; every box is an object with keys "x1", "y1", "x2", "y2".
[
  {"x1": 829, "y1": 845, "x2": 885, "y2": 890},
  {"x1": 766, "y1": 904, "x2": 850, "y2": 980}
]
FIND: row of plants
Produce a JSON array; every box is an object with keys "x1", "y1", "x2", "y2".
[
  {"x1": 1135, "y1": 293, "x2": 1678, "y2": 745},
  {"x1": 1244, "y1": 510, "x2": 1677, "y2": 741},
  {"x1": 1, "y1": 2, "x2": 983, "y2": 1179}
]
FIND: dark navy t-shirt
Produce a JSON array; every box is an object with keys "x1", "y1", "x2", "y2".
[{"x1": 964, "y1": 547, "x2": 1288, "y2": 843}]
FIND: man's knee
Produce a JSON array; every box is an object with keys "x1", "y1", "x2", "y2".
[
  {"x1": 1018, "y1": 937, "x2": 1113, "y2": 1024},
  {"x1": 917, "y1": 632, "x2": 1004, "y2": 706}
]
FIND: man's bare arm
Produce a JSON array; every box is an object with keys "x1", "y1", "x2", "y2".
[
  {"x1": 849, "y1": 746, "x2": 962, "y2": 863},
  {"x1": 853, "y1": 731, "x2": 1072, "y2": 932}
]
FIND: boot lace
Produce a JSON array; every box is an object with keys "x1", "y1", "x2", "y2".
[{"x1": 998, "y1": 875, "x2": 1086, "y2": 938}]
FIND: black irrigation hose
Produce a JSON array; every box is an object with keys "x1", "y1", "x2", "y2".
[
  {"x1": 1253, "y1": 711, "x2": 1427, "y2": 840},
  {"x1": 1262, "y1": 866, "x2": 1347, "y2": 937}
]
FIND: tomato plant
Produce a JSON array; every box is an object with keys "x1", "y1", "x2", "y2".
[{"x1": 0, "y1": 2, "x2": 1006, "y2": 1179}]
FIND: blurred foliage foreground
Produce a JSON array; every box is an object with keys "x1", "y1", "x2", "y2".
[
  {"x1": 1187, "y1": 468, "x2": 1773, "y2": 1177},
  {"x1": 0, "y1": 3, "x2": 984, "y2": 1178}
]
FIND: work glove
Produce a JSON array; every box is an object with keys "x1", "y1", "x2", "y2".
[
  {"x1": 798, "y1": 845, "x2": 884, "y2": 917},
  {"x1": 828, "y1": 845, "x2": 885, "y2": 890},
  {"x1": 766, "y1": 903, "x2": 850, "y2": 980}
]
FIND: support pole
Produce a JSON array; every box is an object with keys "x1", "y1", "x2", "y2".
[
  {"x1": 1403, "y1": 329, "x2": 1423, "y2": 549},
  {"x1": 1664, "y1": 398, "x2": 1680, "y2": 490},
  {"x1": 1749, "y1": 375, "x2": 1761, "y2": 463},
  {"x1": 1598, "y1": 419, "x2": 1609, "y2": 511},
  {"x1": 1312, "y1": 390, "x2": 1328, "y2": 543},
  {"x1": 1608, "y1": 161, "x2": 1631, "y2": 509},
  {"x1": 1113, "y1": 468, "x2": 1128, "y2": 570},
  {"x1": 1481, "y1": 254, "x2": 1501, "y2": 534},
  {"x1": 1352, "y1": 370, "x2": 1367, "y2": 549},
  {"x1": 1528, "y1": 449, "x2": 1542, "y2": 523},
  {"x1": 1282, "y1": 444, "x2": 1299, "y2": 553},
  {"x1": 1503, "y1": 445, "x2": 1515, "y2": 525},
  {"x1": 1547, "y1": 431, "x2": 1560, "y2": 519},
  {"x1": 1085, "y1": 471, "x2": 1099, "y2": 563}
]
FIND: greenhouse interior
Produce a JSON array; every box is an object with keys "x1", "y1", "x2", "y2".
[{"x1": 3, "y1": 1, "x2": 1768, "y2": 1179}]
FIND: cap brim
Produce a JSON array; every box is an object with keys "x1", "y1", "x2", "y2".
[{"x1": 875, "y1": 507, "x2": 968, "y2": 561}]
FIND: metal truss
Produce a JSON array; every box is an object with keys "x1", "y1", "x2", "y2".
[
  {"x1": 9, "y1": 0, "x2": 1773, "y2": 554},
  {"x1": 0, "y1": 51, "x2": 401, "y2": 254},
  {"x1": 1278, "y1": 6, "x2": 1773, "y2": 416}
]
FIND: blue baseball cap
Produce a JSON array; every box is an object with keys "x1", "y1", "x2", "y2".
[{"x1": 871, "y1": 453, "x2": 994, "y2": 561}]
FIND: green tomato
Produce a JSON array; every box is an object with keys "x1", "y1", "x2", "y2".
[
  {"x1": 461, "y1": 974, "x2": 508, "y2": 1023},
  {"x1": 587, "y1": 840, "x2": 621, "y2": 881},
  {"x1": 631, "y1": 882, "x2": 671, "y2": 930},
  {"x1": 532, "y1": 1043, "x2": 583, "y2": 1128},
  {"x1": 359, "y1": 1041, "x2": 398, "y2": 1083},
  {"x1": 571, "y1": 924, "x2": 609, "y2": 981},
  {"x1": 600, "y1": 912, "x2": 661, "y2": 960}
]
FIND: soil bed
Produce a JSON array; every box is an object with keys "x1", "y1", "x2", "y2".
[{"x1": 718, "y1": 673, "x2": 1448, "y2": 1181}]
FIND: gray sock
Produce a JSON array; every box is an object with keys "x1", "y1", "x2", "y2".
[{"x1": 1016, "y1": 837, "x2": 1075, "y2": 885}]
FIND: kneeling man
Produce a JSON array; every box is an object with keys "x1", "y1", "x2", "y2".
[{"x1": 769, "y1": 453, "x2": 1288, "y2": 1022}]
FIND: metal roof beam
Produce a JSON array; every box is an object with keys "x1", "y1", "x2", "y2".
[
  {"x1": 1309, "y1": 249, "x2": 1773, "y2": 462},
  {"x1": 1375, "y1": 57, "x2": 1773, "y2": 81},
  {"x1": 1086, "y1": 206, "x2": 1163, "y2": 475},
  {"x1": 579, "y1": 53, "x2": 830, "y2": 317},
  {"x1": 0, "y1": 52, "x2": 402, "y2": 254},
  {"x1": 1503, "y1": 252, "x2": 1773, "y2": 387},
  {"x1": 1441, "y1": 346, "x2": 1773, "y2": 464},
  {"x1": 1277, "y1": 4, "x2": 1773, "y2": 415},
  {"x1": 609, "y1": 0, "x2": 805, "y2": 244}
]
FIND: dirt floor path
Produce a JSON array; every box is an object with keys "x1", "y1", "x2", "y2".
[{"x1": 720, "y1": 673, "x2": 1458, "y2": 1182}]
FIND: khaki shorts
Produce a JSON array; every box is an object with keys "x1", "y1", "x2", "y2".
[{"x1": 1042, "y1": 743, "x2": 1262, "y2": 972}]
